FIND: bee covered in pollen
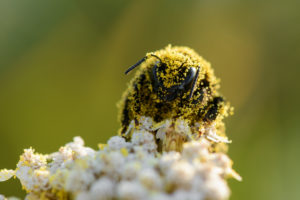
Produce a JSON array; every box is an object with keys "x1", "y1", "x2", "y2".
[{"x1": 118, "y1": 45, "x2": 232, "y2": 151}]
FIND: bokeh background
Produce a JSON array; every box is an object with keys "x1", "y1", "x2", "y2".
[{"x1": 0, "y1": 0, "x2": 299, "y2": 199}]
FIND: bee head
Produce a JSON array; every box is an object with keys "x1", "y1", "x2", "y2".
[
  {"x1": 125, "y1": 54, "x2": 200, "y2": 102},
  {"x1": 151, "y1": 58, "x2": 200, "y2": 101}
]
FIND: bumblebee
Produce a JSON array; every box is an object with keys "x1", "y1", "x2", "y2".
[{"x1": 118, "y1": 45, "x2": 232, "y2": 144}]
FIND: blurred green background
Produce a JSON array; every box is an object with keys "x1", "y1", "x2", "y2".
[{"x1": 0, "y1": 0, "x2": 299, "y2": 199}]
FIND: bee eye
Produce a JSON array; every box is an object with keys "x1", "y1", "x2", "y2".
[
  {"x1": 178, "y1": 66, "x2": 200, "y2": 100},
  {"x1": 188, "y1": 67, "x2": 200, "y2": 99},
  {"x1": 152, "y1": 61, "x2": 165, "y2": 90},
  {"x1": 152, "y1": 63, "x2": 200, "y2": 101},
  {"x1": 182, "y1": 67, "x2": 197, "y2": 87}
]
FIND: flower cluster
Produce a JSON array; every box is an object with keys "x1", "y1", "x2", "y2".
[{"x1": 0, "y1": 118, "x2": 240, "y2": 200}]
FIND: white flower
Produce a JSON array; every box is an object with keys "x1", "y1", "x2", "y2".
[
  {"x1": 75, "y1": 192, "x2": 91, "y2": 200},
  {"x1": 0, "y1": 118, "x2": 240, "y2": 200},
  {"x1": 24, "y1": 193, "x2": 40, "y2": 200},
  {"x1": 65, "y1": 136, "x2": 95, "y2": 157},
  {"x1": 65, "y1": 164, "x2": 96, "y2": 192},
  {"x1": 159, "y1": 151, "x2": 181, "y2": 172},
  {"x1": 17, "y1": 148, "x2": 47, "y2": 169},
  {"x1": 117, "y1": 181, "x2": 147, "y2": 200},
  {"x1": 101, "y1": 151, "x2": 126, "y2": 180},
  {"x1": 202, "y1": 178, "x2": 230, "y2": 200},
  {"x1": 89, "y1": 177, "x2": 115, "y2": 200},
  {"x1": 172, "y1": 190, "x2": 203, "y2": 200},
  {"x1": 15, "y1": 164, "x2": 50, "y2": 192},
  {"x1": 0, "y1": 169, "x2": 15, "y2": 182},
  {"x1": 182, "y1": 139, "x2": 210, "y2": 161},
  {"x1": 49, "y1": 147, "x2": 74, "y2": 173},
  {"x1": 121, "y1": 161, "x2": 141, "y2": 180},
  {"x1": 107, "y1": 136, "x2": 128, "y2": 151},
  {"x1": 139, "y1": 116, "x2": 154, "y2": 131},
  {"x1": 165, "y1": 160, "x2": 195, "y2": 189},
  {"x1": 138, "y1": 168, "x2": 163, "y2": 191},
  {"x1": 210, "y1": 153, "x2": 242, "y2": 181},
  {"x1": 131, "y1": 130, "x2": 157, "y2": 153},
  {"x1": 149, "y1": 193, "x2": 171, "y2": 200},
  {"x1": 48, "y1": 136, "x2": 95, "y2": 173}
]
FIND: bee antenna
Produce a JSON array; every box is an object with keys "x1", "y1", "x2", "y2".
[
  {"x1": 149, "y1": 54, "x2": 162, "y2": 62},
  {"x1": 188, "y1": 66, "x2": 200, "y2": 100},
  {"x1": 125, "y1": 56, "x2": 147, "y2": 75},
  {"x1": 125, "y1": 54, "x2": 162, "y2": 75}
]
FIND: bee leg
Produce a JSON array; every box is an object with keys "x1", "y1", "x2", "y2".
[
  {"x1": 124, "y1": 120, "x2": 135, "y2": 140},
  {"x1": 191, "y1": 89, "x2": 205, "y2": 105},
  {"x1": 203, "y1": 97, "x2": 224, "y2": 122},
  {"x1": 120, "y1": 98, "x2": 132, "y2": 136},
  {"x1": 191, "y1": 77, "x2": 210, "y2": 104}
]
